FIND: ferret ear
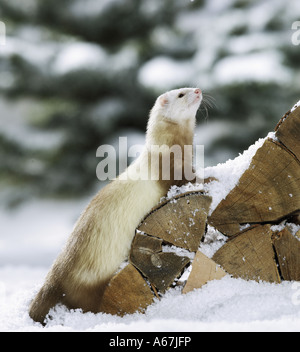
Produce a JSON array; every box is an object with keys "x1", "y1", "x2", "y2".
[{"x1": 158, "y1": 93, "x2": 169, "y2": 107}]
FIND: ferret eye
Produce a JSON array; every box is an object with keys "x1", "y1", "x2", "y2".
[{"x1": 178, "y1": 93, "x2": 185, "y2": 98}]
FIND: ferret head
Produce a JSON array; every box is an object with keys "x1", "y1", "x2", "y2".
[{"x1": 151, "y1": 87, "x2": 202, "y2": 124}]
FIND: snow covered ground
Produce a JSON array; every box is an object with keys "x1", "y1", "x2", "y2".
[
  {"x1": 1, "y1": 130, "x2": 300, "y2": 332},
  {"x1": 1, "y1": 266, "x2": 300, "y2": 332}
]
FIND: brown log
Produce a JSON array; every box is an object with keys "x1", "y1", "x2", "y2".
[
  {"x1": 182, "y1": 251, "x2": 227, "y2": 294},
  {"x1": 130, "y1": 232, "x2": 190, "y2": 293},
  {"x1": 99, "y1": 263, "x2": 154, "y2": 316},
  {"x1": 272, "y1": 227, "x2": 300, "y2": 281},
  {"x1": 137, "y1": 191, "x2": 212, "y2": 251},
  {"x1": 212, "y1": 225, "x2": 281, "y2": 283},
  {"x1": 132, "y1": 231, "x2": 163, "y2": 253},
  {"x1": 208, "y1": 140, "x2": 300, "y2": 236},
  {"x1": 275, "y1": 105, "x2": 300, "y2": 161}
]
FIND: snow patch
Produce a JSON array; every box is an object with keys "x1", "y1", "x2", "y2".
[
  {"x1": 203, "y1": 134, "x2": 268, "y2": 213},
  {"x1": 1, "y1": 269, "x2": 300, "y2": 332},
  {"x1": 52, "y1": 42, "x2": 107, "y2": 74},
  {"x1": 213, "y1": 51, "x2": 291, "y2": 86},
  {"x1": 291, "y1": 100, "x2": 300, "y2": 113},
  {"x1": 138, "y1": 56, "x2": 194, "y2": 90}
]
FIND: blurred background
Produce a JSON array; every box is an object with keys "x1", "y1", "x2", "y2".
[{"x1": 0, "y1": 0, "x2": 299, "y2": 267}]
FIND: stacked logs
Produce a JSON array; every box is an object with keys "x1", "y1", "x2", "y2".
[
  {"x1": 100, "y1": 192, "x2": 212, "y2": 315},
  {"x1": 100, "y1": 103, "x2": 300, "y2": 316}
]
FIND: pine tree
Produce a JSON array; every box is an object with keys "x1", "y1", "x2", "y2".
[{"x1": 0, "y1": 0, "x2": 196, "y2": 204}]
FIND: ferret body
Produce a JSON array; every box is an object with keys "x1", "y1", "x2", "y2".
[{"x1": 29, "y1": 87, "x2": 202, "y2": 324}]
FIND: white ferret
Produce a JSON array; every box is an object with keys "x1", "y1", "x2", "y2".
[{"x1": 29, "y1": 87, "x2": 203, "y2": 324}]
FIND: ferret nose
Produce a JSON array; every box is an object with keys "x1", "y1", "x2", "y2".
[{"x1": 194, "y1": 88, "x2": 201, "y2": 95}]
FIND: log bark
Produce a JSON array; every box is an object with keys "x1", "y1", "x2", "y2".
[{"x1": 275, "y1": 105, "x2": 300, "y2": 161}]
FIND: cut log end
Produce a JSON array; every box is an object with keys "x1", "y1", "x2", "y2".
[
  {"x1": 182, "y1": 251, "x2": 227, "y2": 294},
  {"x1": 208, "y1": 139, "x2": 300, "y2": 237},
  {"x1": 99, "y1": 264, "x2": 154, "y2": 316},
  {"x1": 137, "y1": 192, "x2": 212, "y2": 252},
  {"x1": 272, "y1": 227, "x2": 300, "y2": 281},
  {"x1": 212, "y1": 225, "x2": 281, "y2": 283}
]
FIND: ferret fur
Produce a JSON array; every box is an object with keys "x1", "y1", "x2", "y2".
[{"x1": 28, "y1": 87, "x2": 202, "y2": 324}]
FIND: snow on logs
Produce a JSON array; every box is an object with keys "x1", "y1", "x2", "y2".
[
  {"x1": 100, "y1": 104, "x2": 300, "y2": 316},
  {"x1": 208, "y1": 139, "x2": 300, "y2": 236}
]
